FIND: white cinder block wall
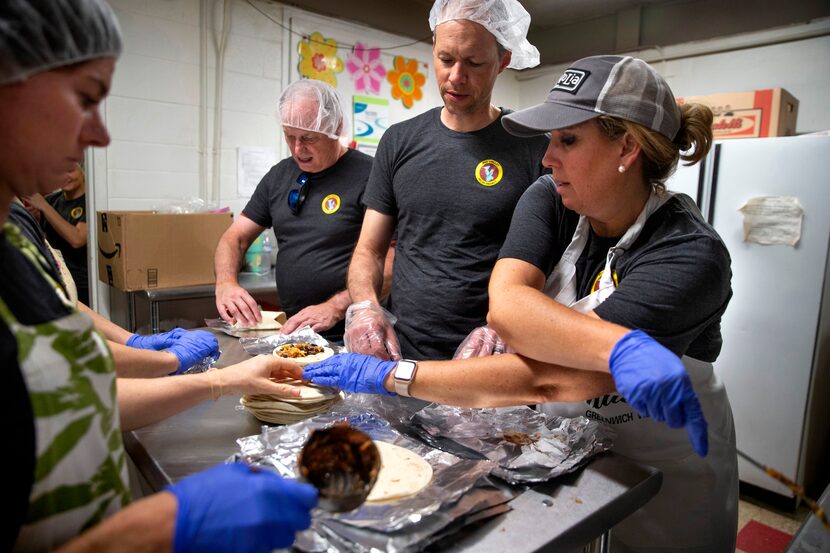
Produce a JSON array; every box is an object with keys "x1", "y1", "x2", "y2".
[{"x1": 102, "y1": 0, "x2": 285, "y2": 214}]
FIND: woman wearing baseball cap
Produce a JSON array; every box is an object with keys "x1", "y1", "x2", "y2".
[
  {"x1": 492, "y1": 55, "x2": 737, "y2": 552},
  {"x1": 304, "y1": 55, "x2": 737, "y2": 551}
]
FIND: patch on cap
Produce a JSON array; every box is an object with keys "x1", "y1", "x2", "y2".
[{"x1": 552, "y1": 69, "x2": 591, "y2": 94}]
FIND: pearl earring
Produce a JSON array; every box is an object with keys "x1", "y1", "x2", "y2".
[{"x1": 618, "y1": 165, "x2": 626, "y2": 173}]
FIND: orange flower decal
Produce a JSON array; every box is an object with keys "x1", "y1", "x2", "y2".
[
  {"x1": 298, "y1": 32, "x2": 344, "y2": 87},
  {"x1": 387, "y1": 56, "x2": 426, "y2": 109}
]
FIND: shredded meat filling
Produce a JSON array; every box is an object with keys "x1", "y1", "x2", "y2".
[{"x1": 275, "y1": 343, "x2": 325, "y2": 358}]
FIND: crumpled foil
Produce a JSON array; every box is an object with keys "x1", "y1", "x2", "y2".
[
  {"x1": 316, "y1": 479, "x2": 514, "y2": 553},
  {"x1": 181, "y1": 352, "x2": 220, "y2": 374},
  {"x1": 233, "y1": 405, "x2": 513, "y2": 553},
  {"x1": 410, "y1": 405, "x2": 614, "y2": 484},
  {"x1": 238, "y1": 326, "x2": 339, "y2": 355}
]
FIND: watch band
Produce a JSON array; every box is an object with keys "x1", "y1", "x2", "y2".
[{"x1": 393, "y1": 359, "x2": 418, "y2": 397}]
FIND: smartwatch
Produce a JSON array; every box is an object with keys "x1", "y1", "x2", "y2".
[{"x1": 393, "y1": 359, "x2": 419, "y2": 397}]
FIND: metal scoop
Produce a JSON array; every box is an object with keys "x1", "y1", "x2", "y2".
[{"x1": 297, "y1": 424, "x2": 381, "y2": 513}]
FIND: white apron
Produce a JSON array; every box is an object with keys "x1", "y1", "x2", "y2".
[{"x1": 540, "y1": 190, "x2": 739, "y2": 552}]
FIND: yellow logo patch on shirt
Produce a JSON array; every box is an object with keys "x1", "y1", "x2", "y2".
[
  {"x1": 70, "y1": 206, "x2": 84, "y2": 220},
  {"x1": 475, "y1": 159, "x2": 503, "y2": 187},
  {"x1": 321, "y1": 194, "x2": 341, "y2": 214},
  {"x1": 591, "y1": 269, "x2": 619, "y2": 293}
]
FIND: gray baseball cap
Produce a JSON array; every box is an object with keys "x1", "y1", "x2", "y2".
[{"x1": 502, "y1": 55, "x2": 681, "y2": 140}]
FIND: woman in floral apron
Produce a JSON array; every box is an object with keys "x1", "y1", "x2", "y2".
[
  {"x1": 303, "y1": 56, "x2": 738, "y2": 552},
  {"x1": 1, "y1": 2, "x2": 317, "y2": 551}
]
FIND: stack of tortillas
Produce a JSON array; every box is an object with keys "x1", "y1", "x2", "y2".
[
  {"x1": 365, "y1": 441, "x2": 434, "y2": 503},
  {"x1": 241, "y1": 379, "x2": 341, "y2": 425}
]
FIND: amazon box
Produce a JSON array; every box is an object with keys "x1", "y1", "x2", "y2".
[
  {"x1": 97, "y1": 211, "x2": 232, "y2": 291},
  {"x1": 676, "y1": 88, "x2": 799, "y2": 140}
]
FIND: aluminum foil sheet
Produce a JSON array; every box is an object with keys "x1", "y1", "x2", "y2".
[
  {"x1": 181, "y1": 352, "x2": 220, "y2": 374},
  {"x1": 411, "y1": 405, "x2": 614, "y2": 484},
  {"x1": 235, "y1": 409, "x2": 511, "y2": 553},
  {"x1": 316, "y1": 480, "x2": 514, "y2": 553}
]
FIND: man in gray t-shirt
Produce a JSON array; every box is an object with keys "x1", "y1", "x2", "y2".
[
  {"x1": 345, "y1": 0, "x2": 547, "y2": 361},
  {"x1": 215, "y1": 80, "x2": 372, "y2": 341}
]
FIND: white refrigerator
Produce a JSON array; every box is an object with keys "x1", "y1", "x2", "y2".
[{"x1": 666, "y1": 135, "x2": 830, "y2": 500}]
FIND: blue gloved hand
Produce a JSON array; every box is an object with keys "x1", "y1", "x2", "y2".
[
  {"x1": 166, "y1": 462, "x2": 318, "y2": 553},
  {"x1": 127, "y1": 328, "x2": 187, "y2": 350},
  {"x1": 165, "y1": 330, "x2": 220, "y2": 374},
  {"x1": 608, "y1": 330, "x2": 709, "y2": 457},
  {"x1": 303, "y1": 352, "x2": 396, "y2": 395}
]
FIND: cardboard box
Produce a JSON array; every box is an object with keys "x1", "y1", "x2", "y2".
[
  {"x1": 97, "y1": 211, "x2": 232, "y2": 291},
  {"x1": 677, "y1": 88, "x2": 798, "y2": 140}
]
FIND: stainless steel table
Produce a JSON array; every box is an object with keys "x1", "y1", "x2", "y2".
[
  {"x1": 126, "y1": 269, "x2": 279, "y2": 333},
  {"x1": 124, "y1": 331, "x2": 662, "y2": 552}
]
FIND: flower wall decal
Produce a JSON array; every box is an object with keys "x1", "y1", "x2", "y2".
[
  {"x1": 387, "y1": 56, "x2": 426, "y2": 109},
  {"x1": 297, "y1": 32, "x2": 344, "y2": 87},
  {"x1": 345, "y1": 42, "x2": 386, "y2": 95}
]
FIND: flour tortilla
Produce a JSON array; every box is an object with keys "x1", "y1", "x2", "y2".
[
  {"x1": 272, "y1": 345, "x2": 334, "y2": 367},
  {"x1": 365, "y1": 441, "x2": 433, "y2": 503},
  {"x1": 249, "y1": 379, "x2": 339, "y2": 401},
  {"x1": 232, "y1": 310, "x2": 286, "y2": 330}
]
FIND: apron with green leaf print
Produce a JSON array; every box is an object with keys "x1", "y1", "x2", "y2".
[{"x1": 2, "y1": 223, "x2": 130, "y2": 552}]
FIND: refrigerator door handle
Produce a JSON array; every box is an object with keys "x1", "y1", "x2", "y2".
[{"x1": 700, "y1": 143, "x2": 721, "y2": 225}]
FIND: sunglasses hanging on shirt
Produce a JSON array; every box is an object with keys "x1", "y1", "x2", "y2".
[{"x1": 288, "y1": 172, "x2": 310, "y2": 215}]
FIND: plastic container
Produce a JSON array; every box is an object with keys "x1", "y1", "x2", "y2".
[
  {"x1": 243, "y1": 234, "x2": 266, "y2": 274},
  {"x1": 262, "y1": 232, "x2": 273, "y2": 269}
]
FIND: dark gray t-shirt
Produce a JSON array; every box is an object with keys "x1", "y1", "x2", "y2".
[
  {"x1": 499, "y1": 177, "x2": 732, "y2": 361},
  {"x1": 42, "y1": 192, "x2": 87, "y2": 288},
  {"x1": 243, "y1": 149, "x2": 372, "y2": 339},
  {"x1": 364, "y1": 107, "x2": 548, "y2": 360}
]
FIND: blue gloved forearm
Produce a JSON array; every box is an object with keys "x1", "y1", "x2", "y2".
[
  {"x1": 609, "y1": 329, "x2": 709, "y2": 457},
  {"x1": 164, "y1": 330, "x2": 220, "y2": 374},
  {"x1": 167, "y1": 463, "x2": 318, "y2": 553},
  {"x1": 127, "y1": 328, "x2": 187, "y2": 350},
  {"x1": 303, "y1": 352, "x2": 396, "y2": 395}
]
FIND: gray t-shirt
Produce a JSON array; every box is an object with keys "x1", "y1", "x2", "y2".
[
  {"x1": 243, "y1": 149, "x2": 372, "y2": 339},
  {"x1": 499, "y1": 177, "x2": 732, "y2": 361},
  {"x1": 364, "y1": 107, "x2": 548, "y2": 360}
]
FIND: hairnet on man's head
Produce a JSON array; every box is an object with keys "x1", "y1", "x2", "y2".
[
  {"x1": 429, "y1": 0, "x2": 540, "y2": 70},
  {"x1": 279, "y1": 79, "x2": 348, "y2": 140},
  {"x1": 0, "y1": 0, "x2": 122, "y2": 86}
]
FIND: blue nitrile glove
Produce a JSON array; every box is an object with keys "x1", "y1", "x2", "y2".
[
  {"x1": 303, "y1": 352, "x2": 397, "y2": 395},
  {"x1": 166, "y1": 462, "x2": 318, "y2": 553},
  {"x1": 609, "y1": 330, "x2": 709, "y2": 457},
  {"x1": 165, "y1": 330, "x2": 220, "y2": 374},
  {"x1": 126, "y1": 328, "x2": 187, "y2": 350}
]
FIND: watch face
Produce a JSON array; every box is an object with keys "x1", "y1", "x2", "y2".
[{"x1": 395, "y1": 360, "x2": 416, "y2": 380}]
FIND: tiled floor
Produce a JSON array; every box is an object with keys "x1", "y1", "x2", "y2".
[{"x1": 735, "y1": 497, "x2": 810, "y2": 553}]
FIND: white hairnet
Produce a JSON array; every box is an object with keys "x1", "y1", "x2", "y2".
[
  {"x1": 278, "y1": 79, "x2": 349, "y2": 141},
  {"x1": 0, "y1": 0, "x2": 122, "y2": 86},
  {"x1": 429, "y1": 0, "x2": 540, "y2": 70}
]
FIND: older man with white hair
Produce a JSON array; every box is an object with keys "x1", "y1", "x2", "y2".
[{"x1": 215, "y1": 79, "x2": 374, "y2": 341}]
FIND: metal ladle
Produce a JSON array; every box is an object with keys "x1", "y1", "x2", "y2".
[{"x1": 297, "y1": 424, "x2": 381, "y2": 513}]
